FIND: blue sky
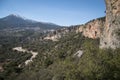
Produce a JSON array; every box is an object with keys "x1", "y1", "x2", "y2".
[{"x1": 0, "y1": 0, "x2": 105, "y2": 26}]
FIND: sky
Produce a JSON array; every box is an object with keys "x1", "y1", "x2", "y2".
[{"x1": 0, "y1": 0, "x2": 106, "y2": 26}]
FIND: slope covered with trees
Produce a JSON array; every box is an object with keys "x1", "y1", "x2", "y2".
[{"x1": 1, "y1": 30, "x2": 120, "y2": 80}]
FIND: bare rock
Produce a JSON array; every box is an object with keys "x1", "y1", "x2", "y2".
[{"x1": 100, "y1": 0, "x2": 120, "y2": 49}]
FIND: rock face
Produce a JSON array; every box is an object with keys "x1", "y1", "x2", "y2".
[
  {"x1": 100, "y1": 0, "x2": 120, "y2": 49},
  {"x1": 44, "y1": 17, "x2": 105, "y2": 41},
  {"x1": 44, "y1": 27, "x2": 71, "y2": 41},
  {"x1": 44, "y1": 0, "x2": 120, "y2": 49},
  {"x1": 77, "y1": 17, "x2": 105, "y2": 39}
]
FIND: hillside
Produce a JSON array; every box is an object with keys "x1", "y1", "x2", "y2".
[
  {"x1": 1, "y1": 30, "x2": 120, "y2": 80},
  {"x1": 0, "y1": 0, "x2": 120, "y2": 80}
]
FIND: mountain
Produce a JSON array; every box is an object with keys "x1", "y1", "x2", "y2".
[
  {"x1": 0, "y1": 14, "x2": 61, "y2": 30},
  {"x1": 1, "y1": 14, "x2": 37, "y2": 24}
]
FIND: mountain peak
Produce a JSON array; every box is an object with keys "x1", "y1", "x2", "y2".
[
  {"x1": 1, "y1": 14, "x2": 32, "y2": 25},
  {"x1": 0, "y1": 14, "x2": 61, "y2": 29},
  {"x1": 6, "y1": 14, "x2": 27, "y2": 20},
  {"x1": 9, "y1": 14, "x2": 21, "y2": 17}
]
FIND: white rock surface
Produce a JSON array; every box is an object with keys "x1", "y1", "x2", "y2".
[{"x1": 74, "y1": 50, "x2": 83, "y2": 58}]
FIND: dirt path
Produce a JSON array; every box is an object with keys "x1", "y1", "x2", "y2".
[{"x1": 13, "y1": 47, "x2": 38, "y2": 65}]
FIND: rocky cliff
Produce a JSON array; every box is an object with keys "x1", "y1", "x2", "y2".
[
  {"x1": 100, "y1": 0, "x2": 120, "y2": 49},
  {"x1": 77, "y1": 17, "x2": 105, "y2": 39},
  {"x1": 44, "y1": 0, "x2": 120, "y2": 49},
  {"x1": 44, "y1": 17, "x2": 105, "y2": 41}
]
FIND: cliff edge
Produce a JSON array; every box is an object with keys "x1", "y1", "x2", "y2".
[{"x1": 100, "y1": 0, "x2": 120, "y2": 49}]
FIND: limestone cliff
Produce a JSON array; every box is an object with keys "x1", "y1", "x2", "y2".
[
  {"x1": 77, "y1": 17, "x2": 105, "y2": 39},
  {"x1": 44, "y1": 17, "x2": 105, "y2": 41},
  {"x1": 100, "y1": 0, "x2": 120, "y2": 49},
  {"x1": 44, "y1": 0, "x2": 120, "y2": 49}
]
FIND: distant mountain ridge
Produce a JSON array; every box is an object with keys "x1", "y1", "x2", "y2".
[
  {"x1": 0, "y1": 14, "x2": 61, "y2": 30},
  {"x1": 2, "y1": 14, "x2": 37, "y2": 24}
]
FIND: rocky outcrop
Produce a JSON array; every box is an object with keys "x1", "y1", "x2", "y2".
[
  {"x1": 77, "y1": 17, "x2": 105, "y2": 39},
  {"x1": 100, "y1": 0, "x2": 120, "y2": 49},
  {"x1": 44, "y1": 0, "x2": 120, "y2": 49},
  {"x1": 73, "y1": 50, "x2": 83, "y2": 58},
  {"x1": 44, "y1": 26, "x2": 79, "y2": 41},
  {"x1": 44, "y1": 17, "x2": 105, "y2": 41},
  {"x1": 44, "y1": 28, "x2": 66, "y2": 41}
]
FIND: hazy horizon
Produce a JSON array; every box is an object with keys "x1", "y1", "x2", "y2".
[{"x1": 0, "y1": 0, "x2": 105, "y2": 26}]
